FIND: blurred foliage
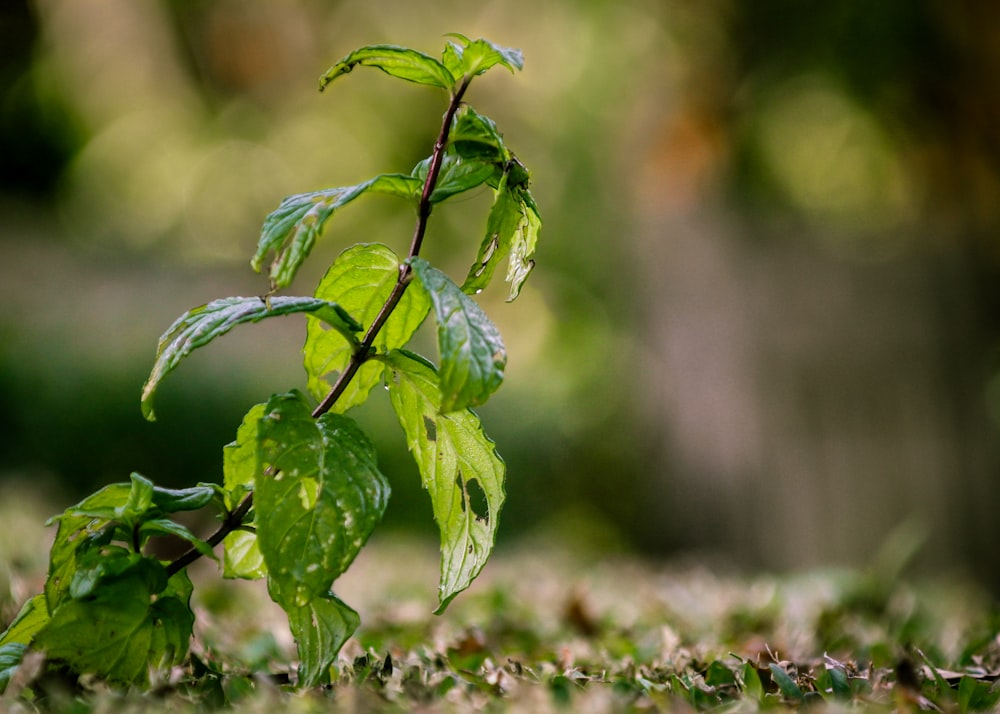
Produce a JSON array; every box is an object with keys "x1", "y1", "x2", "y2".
[{"x1": 2, "y1": 490, "x2": 999, "y2": 710}]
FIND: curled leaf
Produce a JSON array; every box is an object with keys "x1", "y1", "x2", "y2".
[
  {"x1": 320, "y1": 45, "x2": 454, "y2": 91},
  {"x1": 252, "y1": 175, "x2": 421, "y2": 289},
  {"x1": 141, "y1": 296, "x2": 361, "y2": 421}
]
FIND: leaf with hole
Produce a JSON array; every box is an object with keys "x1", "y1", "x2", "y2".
[
  {"x1": 382, "y1": 350, "x2": 505, "y2": 613},
  {"x1": 408, "y1": 258, "x2": 506, "y2": 412},
  {"x1": 141, "y1": 296, "x2": 361, "y2": 420},
  {"x1": 463, "y1": 171, "x2": 541, "y2": 301},
  {"x1": 255, "y1": 391, "x2": 389, "y2": 608}
]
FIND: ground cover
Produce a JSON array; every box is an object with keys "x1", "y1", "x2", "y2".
[{"x1": 2, "y1": 487, "x2": 998, "y2": 712}]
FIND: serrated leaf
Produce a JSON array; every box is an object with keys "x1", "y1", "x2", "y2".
[
  {"x1": 142, "y1": 296, "x2": 361, "y2": 421},
  {"x1": 382, "y1": 350, "x2": 505, "y2": 613},
  {"x1": 409, "y1": 258, "x2": 506, "y2": 412},
  {"x1": 252, "y1": 175, "x2": 422, "y2": 289},
  {"x1": 255, "y1": 392, "x2": 389, "y2": 608},
  {"x1": 304, "y1": 244, "x2": 430, "y2": 410},
  {"x1": 442, "y1": 34, "x2": 523, "y2": 80},
  {"x1": 0, "y1": 594, "x2": 49, "y2": 649},
  {"x1": 46, "y1": 488, "x2": 126, "y2": 611},
  {"x1": 463, "y1": 171, "x2": 541, "y2": 301},
  {"x1": 283, "y1": 590, "x2": 360, "y2": 687},
  {"x1": 69, "y1": 548, "x2": 159, "y2": 601},
  {"x1": 33, "y1": 560, "x2": 194, "y2": 684},
  {"x1": 319, "y1": 45, "x2": 454, "y2": 91}
]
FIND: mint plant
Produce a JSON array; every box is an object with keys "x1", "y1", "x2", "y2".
[{"x1": 0, "y1": 35, "x2": 540, "y2": 691}]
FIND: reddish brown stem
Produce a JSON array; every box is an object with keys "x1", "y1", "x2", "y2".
[
  {"x1": 167, "y1": 78, "x2": 472, "y2": 574},
  {"x1": 311, "y1": 78, "x2": 471, "y2": 419}
]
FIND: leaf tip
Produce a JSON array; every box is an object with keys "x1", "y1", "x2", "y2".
[{"x1": 140, "y1": 386, "x2": 157, "y2": 422}]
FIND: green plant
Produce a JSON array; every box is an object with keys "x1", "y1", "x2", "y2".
[{"x1": 0, "y1": 35, "x2": 539, "y2": 691}]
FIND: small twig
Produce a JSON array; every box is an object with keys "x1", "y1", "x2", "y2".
[
  {"x1": 165, "y1": 492, "x2": 254, "y2": 577},
  {"x1": 168, "y1": 78, "x2": 472, "y2": 573},
  {"x1": 312, "y1": 78, "x2": 471, "y2": 419}
]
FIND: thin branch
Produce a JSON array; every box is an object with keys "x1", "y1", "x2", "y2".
[
  {"x1": 165, "y1": 492, "x2": 254, "y2": 578},
  {"x1": 166, "y1": 78, "x2": 473, "y2": 573},
  {"x1": 312, "y1": 78, "x2": 472, "y2": 419}
]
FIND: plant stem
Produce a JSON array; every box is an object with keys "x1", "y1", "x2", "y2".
[
  {"x1": 166, "y1": 79, "x2": 472, "y2": 574},
  {"x1": 165, "y1": 492, "x2": 254, "y2": 577},
  {"x1": 311, "y1": 78, "x2": 471, "y2": 419}
]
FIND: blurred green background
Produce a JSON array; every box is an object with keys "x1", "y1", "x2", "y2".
[{"x1": 2, "y1": 1, "x2": 999, "y2": 590}]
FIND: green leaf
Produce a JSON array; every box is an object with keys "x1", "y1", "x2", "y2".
[
  {"x1": 142, "y1": 296, "x2": 361, "y2": 421},
  {"x1": 252, "y1": 174, "x2": 421, "y2": 289},
  {"x1": 223, "y1": 530, "x2": 266, "y2": 581},
  {"x1": 0, "y1": 594, "x2": 49, "y2": 648},
  {"x1": 124, "y1": 472, "x2": 155, "y2": 520},
  {"x1": 463, "y1": 170, "x2": 541, "y2": 301},
  {"x1": 33, "y1": 559, "x2": 194, "y2": 684},
  {"x1": 823, "y1": 662, "x2": 852, "y2": 699},
  {"x1": 450, "y1": 105, "x2": 509, "y2": 163},
  {"x1": 304, "y1": 244, "x2": 430, "y2": 410},
  {"x1": 504, "y1": 186, "x2": 541, "y2": 300},
  {"x1": 958, "y1": 674, "x2": 1000, "y2": 713},
  {"x1": 223, "y1": 403, "x2": 267, "y2": 579},
  {"x1": 412, "y1": 151, "x2": 498, "y2": 204},
  {"x1": 139, "y1": 518, "x2": 216, "y2": 559},
  {"x1": 319, "y1": 45, "x2": 454, "y2": 91},
  {"x1": 769, "y1": 663, "x2": 804, "y2": 701},
  {"x1": 0, "y1": 643, "x2": 27, "y2": 694},
  {"x1": 382, "y1": 350, "x2": 505, "y2": 613},
  {"x1": 46, "y1": 487, "x2": 127, "y2": 611},
  {"x1": 255, "y1": 392, "x2": 389, "y2": 607},
  {"x1": 442, "y1": 34, "x2": 524, "y2": 80},
  {"x1": 151, "y1": 483, "x2": 216, "y2": 513},
  {"x1": 223, "y1": 403, "x2": 267, "y2": 508},
  {"x1": 408, "y1": 258, "x2": 506, "y2": 412},
  {"x1": 284, "y1": 590, "x2": 360, "y2": 687},
  {"x1": 741, "y1": 662, "x2": 764, "y2": 701},
  {"x1": 431, "y1": 154, "x2": 498, "y2": 203}
]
